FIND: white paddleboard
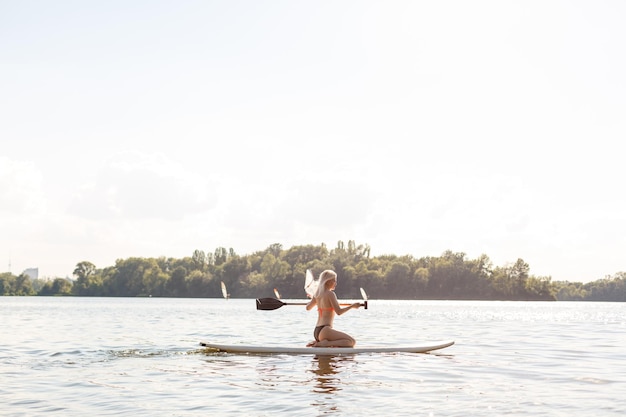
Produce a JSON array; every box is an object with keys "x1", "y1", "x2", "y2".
[{"x1": 200, "y1": 340, "x2": 454, "y2": 355}]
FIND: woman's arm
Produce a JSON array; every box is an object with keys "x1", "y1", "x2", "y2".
[
  {"x1": 330, "y1": 292, "x2": 361, "y2": 315},
  {"x1": 306, "y1": 296, "x2": 317, "y2": 311}
]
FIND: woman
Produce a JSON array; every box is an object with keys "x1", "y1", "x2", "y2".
[{"x1": 306, "y1": 270, "x2": 361, "y2": 347}]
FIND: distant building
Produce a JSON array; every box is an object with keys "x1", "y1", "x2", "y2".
[{"x1": 23, "y1": 268, "x2": 39, "y2": 280}]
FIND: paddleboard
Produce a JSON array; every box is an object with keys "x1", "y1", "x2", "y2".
[{"x1": 199, "y1": 340, "x2": 454, "y2": 355}]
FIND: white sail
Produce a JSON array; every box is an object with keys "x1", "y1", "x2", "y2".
[{"x1": 304, "y1": 269, "x2": 318, "y2": 298}]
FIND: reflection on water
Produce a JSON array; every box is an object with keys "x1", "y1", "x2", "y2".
[
  {"x1": 308, "y1": 355, "x2": 357, "y2": 414},
  {"x1": 310, "y1": 356, "x2": 341, "y2": 393},
  {"x1": 309, "y1": 355, "x2": 341, "y2": 414}
]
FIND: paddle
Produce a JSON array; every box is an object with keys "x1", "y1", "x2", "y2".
[
  {"x1": 360, "y1": 287, "x2": 368, "y2": 302},
  {"x1": 256, "y1": 297, "x2": 368, "y2": 311}
]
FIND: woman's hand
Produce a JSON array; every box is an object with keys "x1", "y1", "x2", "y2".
[{"x1": 351, "y1": 302, "x2": 361, "y2": 309}]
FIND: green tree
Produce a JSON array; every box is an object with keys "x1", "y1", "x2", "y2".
[
  {"x1": 383, "y1": 261, "x2": 412, "y2": 298},
  {"x1": 168, "y1": 266, "x2": 188, "y2": 297},
  {"x1": 187, "y1": 270, "x2": 213, "y2": 297},
  {"x1": 192, "y1": 250, "x2": 206, "y2": 271},
  {"x1": 13, "y1": 273, "x2": 35, "y2": 295},
  {"x1": 266, "y1": 243, "x2": 283, "y2": 258},
  {"x1": 261, "y1": 253, "x2": 289, "y2": 282},
  {"x1": 214, "y1": 247, "x2": 232, "y2": 266},
  {"x1": 31, "y1": 278, "x2": 49, "y2": 293},
  {"x1": 73, "y1": 261, "x2": 96, "y2": 296},
  {"x1": 39, "y1": 278, "x2": 72, "y2": 295},
  {"x1": 585, "y1": 273, "x2": 626, "y2": 301},
  {"x1": 525, "y1": 275, "x2": 555, "y2": 300},
  {"x1": 106, "y1": 257, "x2": 165, "y2": 296},
  {"x1": 142, "y1": 262, "x2": 168, "y2": 296},
  {"x1": 510, "y1": 258, "x2": 530, "y2": 294},
  {"x1": 0, "y1": 272, "x2": 15, "y2": 295},
  {"x1": 242, "y1": 271, "x2": 269, "y2": 297},
  {"x1": 219, "y1": 255, "x2": 252, "y2": 297}
]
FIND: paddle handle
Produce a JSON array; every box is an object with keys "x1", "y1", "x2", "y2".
[{"x1": 336, "y1": 301, "x2": 368, "y2": 309}]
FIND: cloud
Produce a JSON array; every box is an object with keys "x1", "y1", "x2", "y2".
[
  {"x1": 215, "y1": 175, "x2": 376, "y2": 251},
  {"x1": 68, "y1": 151, "x2": 217, "y2": 221},
  {"x1": 282, "y1": 178, "x2": 373, "y2": 228}
]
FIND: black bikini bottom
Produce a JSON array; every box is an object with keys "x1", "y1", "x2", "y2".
[{"x1": 314, "y1": 325, "x2": 330, "y2": 342}]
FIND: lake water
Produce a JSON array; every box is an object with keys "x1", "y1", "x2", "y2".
[{"x1": 1, "y1": 297, "x2": 624, "y2": 416}]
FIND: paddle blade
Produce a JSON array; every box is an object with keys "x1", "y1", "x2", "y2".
[
  {"x1": 273, "y1": 288, "x2": 281, "y2": 299},
  {"x1": 256, "y1": 298, "x2": 286, "y2": 311},
  {"x1": 360, "y1": 287, "x2": 368, "y2": 301}
]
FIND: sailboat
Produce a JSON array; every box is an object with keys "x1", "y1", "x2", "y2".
[{"x1": 220, "y1": 281, "x2": 230, "y2": 299}]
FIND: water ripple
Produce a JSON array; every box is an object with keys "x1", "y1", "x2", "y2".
[{"x1": 1, "y1": 298, "x2": 625, "y2": 416}]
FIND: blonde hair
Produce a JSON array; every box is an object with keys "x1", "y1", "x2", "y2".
[{"x1": 314, "y1": 270, "x2": 337, "y2": 299}]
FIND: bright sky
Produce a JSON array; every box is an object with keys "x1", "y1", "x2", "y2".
[{"x1": 1, "y1": 1, "x2": 624, "y2": 283}]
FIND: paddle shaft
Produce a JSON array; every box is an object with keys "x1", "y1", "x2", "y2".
[
  {"x1": 256, "y1": 297, "x2": 367, "y2": 310},
  {"x1": 281, "y1": 301, "x2": 365, "y2": 307}
]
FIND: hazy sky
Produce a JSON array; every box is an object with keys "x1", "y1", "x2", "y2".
[{"x1": 2, "y1": 1, "x2": 624, "y2": 283}]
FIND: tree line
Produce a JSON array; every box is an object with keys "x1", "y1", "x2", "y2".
[{"x1": 1, "y1": 241, "x2": 624, "y2": 301}]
